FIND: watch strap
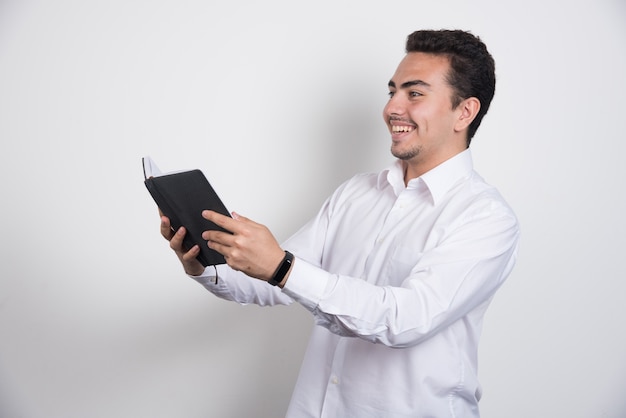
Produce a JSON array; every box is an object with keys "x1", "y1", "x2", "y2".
[{"x1": 268, "y1": 250, "x2": 294, "y2": 286}]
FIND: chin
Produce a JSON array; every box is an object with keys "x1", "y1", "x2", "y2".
[{"x1": 391, "y1": 145, "x2": 420, "y2": 161}]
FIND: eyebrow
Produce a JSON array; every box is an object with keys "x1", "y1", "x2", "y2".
[{"x1": 388, "y1": 79, "x2": 431, "y2": 89}]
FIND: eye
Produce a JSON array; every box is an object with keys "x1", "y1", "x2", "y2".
[
  {"x1": 387, "y1": 90, "x2": 395, "y2": 98},
  {"x1": 409, "y1": 91, "x2": 423, "y2": 98}
]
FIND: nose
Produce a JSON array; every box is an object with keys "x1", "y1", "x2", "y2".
[{"x1": 384, "y1": 94, "x2": 404, "y2": 118}]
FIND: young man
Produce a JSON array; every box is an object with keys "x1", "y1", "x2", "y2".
[{"x1": 161, "y1": 29, "x2": 519, "y2": 417}]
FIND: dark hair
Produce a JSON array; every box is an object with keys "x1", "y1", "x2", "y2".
[{"x1": 405, "y1": 29, "x2": 495, "y2": 145}]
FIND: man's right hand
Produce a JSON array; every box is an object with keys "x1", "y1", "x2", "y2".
[{"x1": 160, "y1": 215, "x2": 205, "y2": 276}]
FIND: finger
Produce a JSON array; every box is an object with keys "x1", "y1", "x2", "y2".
[
  {"x1": 160, "y1": 216, "x2": 175, "y2": 240},
  {"x1": 231, "y1": 211, "x2": 246, "y2": 221},
  {"x1": 202, "y1": 210, "x2": 245, "y2": 234},
  {"x1": 169, "y1": 226, "x2": 188, "y2": 251},
  {"x1": 202, "y1": 229, "x2": 235, "y2": 245},
  {"x1": 181, "y1": 244, "x2": 200, "y2": 261},
  {"x1": 206, "y1": 239, "x2": 229, "y2": 258}
]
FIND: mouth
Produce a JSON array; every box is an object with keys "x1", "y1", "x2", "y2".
[
  {"x1": 391, "y1": 125, "x2": 415, "y2": 133},
  {"x1": 390, "y1": 120, "x2": 416, "y2": 138}
]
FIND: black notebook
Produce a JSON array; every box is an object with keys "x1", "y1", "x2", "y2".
[{"x1": 142, "y1": 156, "x2": 231, "y2": 266}]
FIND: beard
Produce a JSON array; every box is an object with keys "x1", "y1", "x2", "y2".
[{"x1": 391, "y1": 143, "x2": 421, "y2": 161}]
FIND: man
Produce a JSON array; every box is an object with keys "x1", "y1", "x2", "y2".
[{"x1": 161, "y1": 29, "x2": 519, "y2": 417}]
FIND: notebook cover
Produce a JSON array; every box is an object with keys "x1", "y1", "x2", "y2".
[{"x1": 144, "y1": 169, "x2": 231, "y2": 266}]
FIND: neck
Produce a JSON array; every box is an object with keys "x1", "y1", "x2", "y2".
[{"x1": 402, "y1": 147, "x2": 467, "y2": 185}]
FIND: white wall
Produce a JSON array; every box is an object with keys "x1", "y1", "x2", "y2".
[{"x1": 1, "y1": 1, "x2": 624, "y2": 417}]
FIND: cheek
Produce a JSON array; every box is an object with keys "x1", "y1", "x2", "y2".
[
  {"x1": 409, "y1": 104, "x2": 446, "y2": 128},
  {"x1": 406, "y1": 107, "x2": 423, "y2": 125}
]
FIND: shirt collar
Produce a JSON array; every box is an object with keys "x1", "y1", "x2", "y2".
[{"x1": 379, "y1": 149, "x2": 474, "y2": 205}]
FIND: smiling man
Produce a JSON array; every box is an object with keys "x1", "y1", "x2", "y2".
[
  {"x1": 160, "y1": 29, "x2": 520, "y2": 417},
  {"x1": 387, "y1": 52, "x2": 479, "y2": 181}
]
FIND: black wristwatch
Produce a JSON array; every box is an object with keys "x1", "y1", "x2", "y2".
[{"x1": 268, "y1": 250, "x2": 294, "y2": 286}]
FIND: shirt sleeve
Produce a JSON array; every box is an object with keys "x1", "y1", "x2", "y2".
[
  {"x1": 188, "y1": 264, "x2": 294, "y2": 307},
  {"x1": 282, "y1": 197, "x2": 520, "y2": 348}
]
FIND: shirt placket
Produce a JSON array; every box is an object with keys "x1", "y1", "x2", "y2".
[
  {"x1": 320, "y1": 337, "x2": 348, "y2": 417},
  {"x1": 362, "y1": 191, "x2": 411, "y2": 283}
]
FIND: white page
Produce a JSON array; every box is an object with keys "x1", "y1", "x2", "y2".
[{"x1": 142, "y1": 156, "x2": 163, "y2": 179}]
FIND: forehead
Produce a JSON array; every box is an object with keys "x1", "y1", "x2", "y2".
[{"x1": 390, "y1": 52, "x2": 452, "y2": 88}]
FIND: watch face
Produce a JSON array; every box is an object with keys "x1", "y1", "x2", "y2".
[{"x1": 270, "y1": 251, "x2": 293, "y2": 285}]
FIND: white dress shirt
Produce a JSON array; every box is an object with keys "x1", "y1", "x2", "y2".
[{"x1": 191, "y1": 149, "x2": 520, "y2": 417}]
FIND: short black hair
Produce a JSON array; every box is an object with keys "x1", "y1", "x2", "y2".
[{"x1": 406, "y1": 29, "x2": 496, "y2": 146}]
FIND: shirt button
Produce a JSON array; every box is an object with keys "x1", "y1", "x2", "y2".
[{"x1": 331, "y1": 376, "x2": 339, "y2": 385}]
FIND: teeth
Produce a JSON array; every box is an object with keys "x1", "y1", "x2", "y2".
[{"x1": 392, "y1": 125, "x2": 414, "y2": 133}]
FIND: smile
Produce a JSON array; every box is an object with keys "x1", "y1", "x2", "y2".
[{"x1": 391, "y1": 125, "x2": 415, "y2": 133}]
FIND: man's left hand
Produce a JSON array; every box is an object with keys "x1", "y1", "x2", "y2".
[{"x1": 201, "y1": 210, "x2": 285, "y2": 282}]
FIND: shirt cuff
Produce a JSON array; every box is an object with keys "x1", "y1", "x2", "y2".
[
  {"x1": 282, "y1": 257, "x2": 334, "y2": 311},
  {"x1": 187, "y1": 264, "x2": 227, "y2": 287}
]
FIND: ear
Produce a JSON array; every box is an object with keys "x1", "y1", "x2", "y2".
[{"x1": 454, "y1": 97, "x2": 481, "y2": 132}]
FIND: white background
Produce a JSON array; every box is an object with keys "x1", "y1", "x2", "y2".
[{"x1": 1, "y1": 1, "x2": 625, "y2": 417}]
